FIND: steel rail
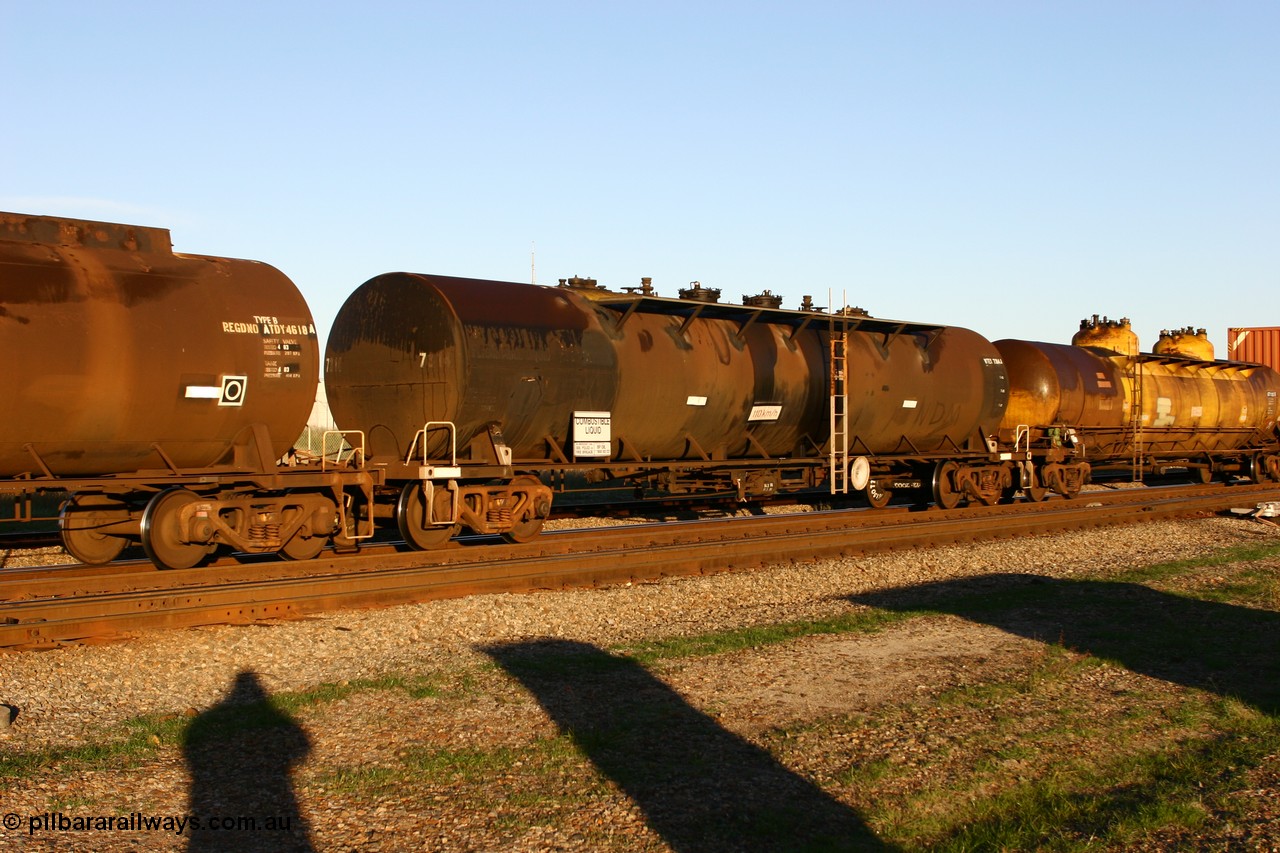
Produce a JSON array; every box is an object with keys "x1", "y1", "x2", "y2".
[
  {"x1": 2, "y1": 483, "x2": 1278, "y2": 649},
  {"x1": 0, "y1": 480, "x2": 1258, "y2": 590}
]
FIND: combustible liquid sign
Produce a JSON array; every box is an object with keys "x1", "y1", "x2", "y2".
[{"x1": 573, "y1": 411, "x2": 611, "y2": 457}]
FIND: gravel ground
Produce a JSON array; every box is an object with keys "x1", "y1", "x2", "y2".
[
  {"x1": 2, "y1": 514, "x2": 1265, "y2": 750},
  {"x1": 1, "y1": 512, "x2": 1277, "y2": 851}
]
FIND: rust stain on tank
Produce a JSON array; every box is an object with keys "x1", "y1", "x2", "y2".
[{"x1": 0, "y1": 211, "x2": 318, "y2": 477}]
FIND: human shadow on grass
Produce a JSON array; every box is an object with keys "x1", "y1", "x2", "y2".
[
  {"x1": 183, "y1": 670, "x2": 315, "y2": 852},
  {"x1": 851, "y1": 573, "x2": 1280, "y2": 716},
  {"x1": 485, "y1": 639, "x2": 892, "y2": 853}
]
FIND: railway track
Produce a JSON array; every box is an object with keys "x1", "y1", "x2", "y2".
[{"x1": 3, "y1": 482, "x2": 1278, "y2": 649}]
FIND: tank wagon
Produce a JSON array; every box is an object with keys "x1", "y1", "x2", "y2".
[
  {"x1": 0, "y1": 212, "x2": 373, "y2": 568},
  {"x1": 997, "y1": 316, "x2": 1280, "y2": 496},
  {"x1": 324, "y1": 273, "x2": 1012, "y2": 547}
]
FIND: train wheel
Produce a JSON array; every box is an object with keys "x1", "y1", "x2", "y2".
[
  {"x1": 932, "y1": 462, "x2": 962, "y2": 510},
  {"x1": 502, "y1": 516, "x2": 545, "y2": 544},
  {"x1": 280, "y1": 523, "x2": 326, "y2": 561},
  {"x1": 280, "y1": 532, "x2": 326, "y2": 561},
  {"x1": 59, "y1": 495, "x2": 130, "y2": 565},
  {"x1": 865, "y1": 479, "x2": 892, "y2": 509},
  {"x1": 396, "y1": 483, "x2": 458, "y2": 550},
  {"x1": 279, "y1": 500, "x2": 335, "y2": 561},
  {"x1": 501, "y1": 476, "x2": 548, "y2": 544},
  {"x1": 1025, "y1": 483, "x2": 1050, "y2": 502},
  {"x1": 140, "y1": 489, "x2": 215, "y2": 570},
  {"x1": 1017, "y1": 466, "x2": 1050, "y2": 502},
  {"x1": 1252, "y1": 453, "x2": 1278, "y2": 483}
]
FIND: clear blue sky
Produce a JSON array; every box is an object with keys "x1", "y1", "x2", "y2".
[{"x1": 4, "y1": 1, "x2": 1275, "y2": 356}]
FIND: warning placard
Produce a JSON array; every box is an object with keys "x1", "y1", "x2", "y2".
[{"x1": 573, "y1": 411, "x2": 612, "y2": 457}]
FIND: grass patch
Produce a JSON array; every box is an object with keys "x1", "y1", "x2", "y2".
[
  {"x1": 619, "y1": 607, "x2": 923, "y2": 663},
  {"x1": 1114, "y1": 539, "x2": 1280, "y2": 588},
  {"x1": 400, "y1": 744, "x2": 526, "y2": 781},
  {"x1": 835, "y1": 756, "x2": 894, "y2": 787},
  {"x1": 0, "y1": 671, "x2": 468, "y2": 782},
  {"x1": 922, "y1": 710, "x2": 1279, "y2": 851},
  {"x1": 1190, "y1": 566, "x2": 1280, "y2": 606},
  {"x1": 0, "y1": 719, "x2": 187, "y2": 780},
  {"x1": 310, "y1": 735, "x2": 606, "y2": 818},
  {"x1": 310, "y1": 764, "x2": 401, "y2": 795},
  {"x1": 762, "y1": 650, "x2": 1278, "y2": 851},
  {"x1": 833, "y1": 537, "x2": 1280, "y2": 849}
]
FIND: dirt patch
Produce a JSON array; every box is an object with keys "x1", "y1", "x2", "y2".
[{"x1": 657, "y1": 617, "x2": 1043, "y2": 729}]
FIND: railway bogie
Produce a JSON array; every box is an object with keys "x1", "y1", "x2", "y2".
[
  {"x1": 1251, "y1": 452, "x2": 1280, "y2": 483},
  {"x1": 51, "y1": 463, "x2": 376, "y2": 569},
  {"x1": 932, "y1": 459, "x2": 1014, "y2": 508},
  {"x1": 59, "y1": 494, "x2": 133, "y2": 564},
  {"x1": 386, "y1": 475, "x2": 555, "y2": 549}
]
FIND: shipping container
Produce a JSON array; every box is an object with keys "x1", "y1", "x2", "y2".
[{"x1": 1228, "y1": 327, "x2": 1280, "y2": 373}]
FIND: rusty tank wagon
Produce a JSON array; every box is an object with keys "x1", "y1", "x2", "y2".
[
  {"x1": 0, "y1": 212, "x2": 373, "y2": 568},
  {"x1": 995, "y1": 316, "x2": 1280, "y2": 497},
  {"x1": 325, "y1": 272, "x2": 1012, "y2": 547}
]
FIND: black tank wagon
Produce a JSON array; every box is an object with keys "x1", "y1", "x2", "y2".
[{"x1": 324, "y1": 273, "x2": 1012, "y2": 547}]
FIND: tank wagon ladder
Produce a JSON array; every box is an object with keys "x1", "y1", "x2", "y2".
[
  {"x1": 828, "y1": 305, "x2": 850, "y2": 495},
  {"x1": 1128, "y1": 355, "x2": 1145, "y2": 481}
]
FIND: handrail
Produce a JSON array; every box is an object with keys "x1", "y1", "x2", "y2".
[
  {"x1": 404, "y1": 422, "x2": 458, "y2": 467},
  {"x1": 321, "y1": 430, "x2": 365, "y2": 470}
]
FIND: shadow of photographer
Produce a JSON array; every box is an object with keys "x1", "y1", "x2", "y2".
[
  {"x1": 183, "y1": 670, "x2": 315, "y2": 852},
  {"x1": 485, "y1": 639, "x2": 892, "y2": 852}
]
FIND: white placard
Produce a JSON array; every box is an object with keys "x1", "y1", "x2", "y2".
[
  {"x1": 218, "y1": 375, "x2": 247, "y2": 407},
  {"x1": 748, "y1": 404, "x2": 782, "y2": 422},
  {"x1": 573, "y1": 411, "x2": 612, "y2": 457},
  {"x1": 687, "y1": 396, "x2": 708, "y2": 406},
  {"x1": 184, "y1": 385, "x2": 222, "y2": 399}
]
